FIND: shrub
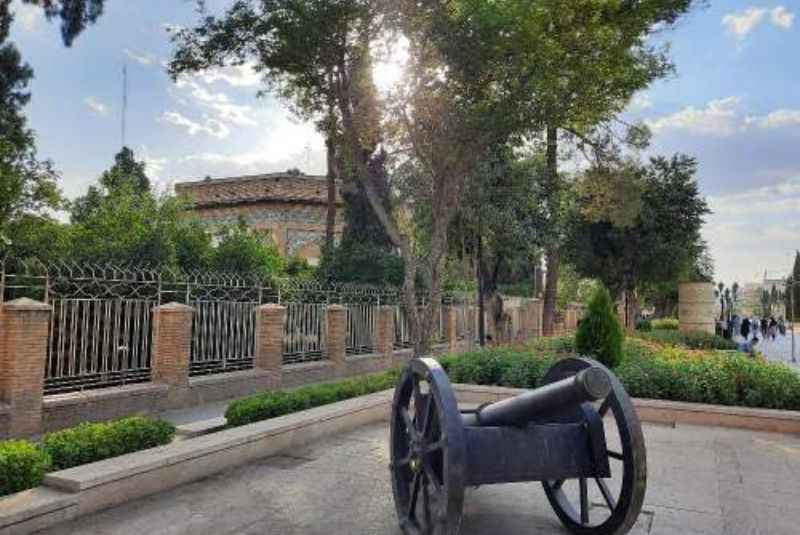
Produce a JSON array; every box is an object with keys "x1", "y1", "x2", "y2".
[
  {"x1": 43, "y1": 416, "x2": 175, "y2": 470},
  {"x1": 651, "y1": 318, "x2": 679, "y2": 330},
  {"x1": 636, "y1": 319, "x2": 652, "y2": 332},
  {"x1": 637, "y1": 330, "x2": 737, "y2": 350},
  {"x1": 442, "y1": 338, "x2": 800, "y2": 411},
  {"x1": 0, "y1": 441, "x2": 51, "y2": 497},
  {"x1": 225, "y1": 370, "x2": 400, "y2": 427},
  {"x1": 575, "y1": 286, "x2": 624, "y2": 368}
]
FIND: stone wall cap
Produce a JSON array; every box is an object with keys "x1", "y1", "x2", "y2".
[
  {"x1": 326, "y1": 304, "x2": 347, "y2": 311},
  {"x1": 154, "y1": 302, "x2": 195, "y2": 313},
  {"x1": 256, "y1": 303, "x2": 286, "y2": 310},
  {"x1": 1, "y1": 297, "x2": 52, "y2": 311}
]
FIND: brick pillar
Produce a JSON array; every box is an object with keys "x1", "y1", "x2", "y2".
[
  {"x1": 0, "y1": 298, "x2": 51, "y2": 437},
  {"x1": 326, "y1": 305, "x2": 347, "y2": 376},
  {"x1": 255, "y1": 304, "x2": 285, "y2": 371},
  {"x1": 151, "y1": 303, "x2": 193, "y2": 408},
  {"x1": 376, "y1": 306, "x2": 395, "y2": 365},
  {"x1": 444, "y1": 306, "x2": 458, "y2": 353}
]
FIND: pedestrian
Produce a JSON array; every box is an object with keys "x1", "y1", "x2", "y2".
[
  {"x1": 732, "y1": 315, "x2": 741, "y2": 337},
  {"x1": 738, "y1": 335, "x2": 759, "y2": 356},
  {"x1": 740, "y1": 316, "x2": 751, "y2": 339},
  {"x1": 769, "y1": 316, "x2": 778, "y2": 340},
  {"x1": 779, "y1": 317, "x2": 787, "y2": 336},
  {"x1": 761, "y1": 317, "x2": 769, "y2": 340}
]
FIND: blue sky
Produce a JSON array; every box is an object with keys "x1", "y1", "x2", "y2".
[{"x1": 8, "y1": 1, "x2": 800, "y2": 284}]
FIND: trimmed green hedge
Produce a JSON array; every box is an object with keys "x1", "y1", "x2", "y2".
[
  {"x1": 636, "y1": 330, "x2": 737, "y2": 350},
  {"x1": 43, "y1": 416, "x2": 176, "y2": 471},
  {"x1": 651, "y1": 318, "x2": 679, "y2": 330},
  {"x1": 225, "y1": 370, "x2": 400, "y2": 427},
  {"x1": 0, "y1": 441, "x2": 51, "y2": 497},
  {"x1": 440, "y1": 338, "x2": 800, "y2": 411},
  {"x1": 0, "y1": 415, "x2": 175, "y2": 497}
]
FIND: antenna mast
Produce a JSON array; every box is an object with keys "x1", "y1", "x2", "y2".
[{"x1": 121, "y1": 64, "x2": 128, "y2": 148}]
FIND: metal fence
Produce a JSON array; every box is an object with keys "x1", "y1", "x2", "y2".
[{"x1": 4, "y1": 260, "x2": 468, "y2": 393}]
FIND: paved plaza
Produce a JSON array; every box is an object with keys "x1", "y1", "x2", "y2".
[
  {"x1": 756, "y1": 331, "x2": 800, "y2": 373},
  {"x1": 40, "y1": 420, "x2": 800, "y2": 535}
]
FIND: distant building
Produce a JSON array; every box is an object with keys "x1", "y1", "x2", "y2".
[{"x1": 175, "y1": 172, "x2": 343, "y2": 266}]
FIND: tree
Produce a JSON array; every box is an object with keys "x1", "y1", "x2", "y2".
[
  {"x1": 0, "y1": 3, "x2": 62, "y2": 257},
  {"x1": 449, "y1": 146, "x2": 545, "y2": 341},
  {"x1": 575, "y1": 285, "x2": 623, "y2": 368},
  {"x1": 566, "y1": 154, "x2": 709, "y2": 327},
  {"x1": 211, "y1": 221, "x2": 285, "y2": 276},
  {"x1": 446, "y1": 0, "x2": 696, "y2": 334},
  {"x1": 69, "y1": 148, "x2": 214, "y2": 269},
  {"x1": 23, "y1": 0, "x2": 104, "y2": 46},
  {"x1": 788, "y1": 251, "x2": 800, "y2": 321}
]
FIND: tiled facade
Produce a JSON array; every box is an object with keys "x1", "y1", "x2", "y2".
[{"x1": 175, "y1": 173, "x2": 345, "y2": 265}]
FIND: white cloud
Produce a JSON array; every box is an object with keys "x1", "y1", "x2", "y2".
[
  {"x1": 722, "y1": 6, "x2": 795, "y2": 38},
  {"x1": 11, "y1": 1, "x2": 43, "y2": 32},
  {"x1": 177, "y1": 81, "x2": 257, "y2": 127},
  {"x1": 746, "y1": 109, "x2": 800, "y2": 129},
  {"x1": 158, "y1": 111, "x2": 230, "y2": 139},
  {"x1": 123, "y1": 48, "x2": 155, "y2": 66},
  {"x1": 708, "y1": 177, "x2": 800, "y2": 216},
  {"x1": 630, "y1": 93, "x2": 654, "y2": 111},
  {"x1": 194, "y1": 63, "x2": 262, "y2": 88},
  {"x1": 647, "y1": 96, "x2": 744, "y2": 136},
  {"x1": 648, "y1": 97, "x2": 800, "y2": 136},
  {"x1": 83, "y1": 97, "x2": 109, "y2": 116},
  {"x1": 770, "y1": 6, "x2": 795, "y2": 28}
]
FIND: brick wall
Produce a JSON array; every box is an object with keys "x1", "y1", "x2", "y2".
[{"x1": 0, "y1": 296, "x2": 522, "y2": 438}]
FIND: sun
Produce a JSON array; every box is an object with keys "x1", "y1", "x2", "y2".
[{"x1": 372, "y1": 36, "x2": 410, "y2": 94}]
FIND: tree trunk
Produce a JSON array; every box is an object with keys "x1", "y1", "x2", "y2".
[
  {"x1": 324, "y1": 136, "x2": 337, "y2": 250},
  {"x1": 625, "y1": 287, "x2": 640, "y2": 330},
  {"x1": 542, "y1": 125, "x2": 559, "y2": 336},
  {"x1": 477, "y1": 234, "x2": 486, "y2": 346}
]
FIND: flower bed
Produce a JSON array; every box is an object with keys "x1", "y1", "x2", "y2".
[
  {"x1": 0, "y1": 415, "x2": 175, "y2": 497},
  {"x1": 440, "y1": 338, "x2": 800, "y2": 411},
  {"x1": 635, "y1": 330, "x2": 737, "y2": 350}
]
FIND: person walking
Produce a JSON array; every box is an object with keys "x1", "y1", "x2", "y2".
[
  {"x1": 761, "y1": 317, "x2": 769, "y2": 340},
  {"x1": 741, "y1": 316, "x2": 751, "y2": 339},
  {"x1": 769, "y1": 316, "x2": 778, "y2": 340},
  {"x1": 732, "y1": 315, "x2": 741, "y2": 337}
]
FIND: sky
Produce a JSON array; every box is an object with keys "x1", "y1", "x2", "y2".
[{"x1": 7, "y1": 0, "x2": 800, "y2": 285}]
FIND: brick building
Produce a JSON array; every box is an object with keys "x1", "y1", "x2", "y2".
[{"x1": 175, "y1": 172, "x2": 343, "y2": 265}]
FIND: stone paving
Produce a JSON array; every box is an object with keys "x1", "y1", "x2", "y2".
[
  {"x1": 40, "y1": 420, "x2": 800, "y2": 535},
  {"x1": 733, "y1": 331, "x2": 800, "y2": 373}
]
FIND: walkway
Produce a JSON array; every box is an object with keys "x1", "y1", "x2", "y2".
[
  {"x1": 41, "y1": 421, "x2": 800, "y2": 535},
  {"x1": 734, "y1": 329, "x2": 800, "y2": 373}
]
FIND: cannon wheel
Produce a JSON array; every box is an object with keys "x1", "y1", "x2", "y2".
[
  {"x1": 541, "y1": 357, "x2": 647, "y2": 535},
  {"x1": 390, "y1": 358, "x2": 467, "y2": 535}
]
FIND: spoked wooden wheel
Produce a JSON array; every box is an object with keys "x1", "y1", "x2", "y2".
[
  {"x1": 390, "y1": 358, "x2": 467, "y2": 535},
  {"x1": 541, "y1": 358, "x2": 647, "y2": 535}
]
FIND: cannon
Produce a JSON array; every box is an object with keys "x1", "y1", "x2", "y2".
[{"x1": 389, "y1": 357, "x2": 646, "y2": 535}]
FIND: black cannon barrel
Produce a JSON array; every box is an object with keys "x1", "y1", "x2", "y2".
[{"x1": 463, "y1": 367, "x2": 612, "y2": 427}]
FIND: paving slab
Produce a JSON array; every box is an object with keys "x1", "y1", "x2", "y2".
[{"x1": 39, "y1": 421, "x2": 800, "y2": 535}]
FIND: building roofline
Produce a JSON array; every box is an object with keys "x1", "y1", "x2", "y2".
[{"x1": 174, "y1": 172, "x2": 330, "y2": 189}]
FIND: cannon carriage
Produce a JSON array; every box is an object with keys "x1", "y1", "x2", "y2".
[{"x1": 389, "y1": 357, "x2": 646, "y2": 535}]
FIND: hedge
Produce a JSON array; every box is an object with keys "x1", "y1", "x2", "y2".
[
  {"x1": 43, "y1": 415, "x2": 176, "y2": 471},
  {"x1": 441, "y1": 338, "x2": 800, "y2": 411},
  {"x1": 0, "y1": 415, "x2": 175, "y2": 497},
  {"x1": 651, "y1": 318, "x2": 679, "y2": 330},
  {"x1": 636, "y1": 330, "x2": 738, "y2": 350},
  {"x1": 0, "y1": 441, "x2": 51, "y2": 497},
  {"x1": 225, "y1": 370, "x2": 400, "y2": 427}
]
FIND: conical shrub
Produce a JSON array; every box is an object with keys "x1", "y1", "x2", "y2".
[{"x1": 575, "y1": 286, "x2": 624, "y2": 368}]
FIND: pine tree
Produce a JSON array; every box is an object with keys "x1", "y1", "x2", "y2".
[{"x1": 575, "y1": 286, "x2": 624, "y2": 368}]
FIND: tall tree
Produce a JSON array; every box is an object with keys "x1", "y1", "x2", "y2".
[
  {"x1": 23, "y1": 0, "x2": 104, "y2": 46},
  {"x1": 444, "y1": 0, "x2": 696, "y2": 333},
  {"x1": 0, "y1": 1, "x2": 61, "y2": 257},
  {"x1": 789, "y1": 251, "x2": 800, "y2": 321},
  {"x1": 566, "y1": 154, "x2": 709, "y2": 327}
]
